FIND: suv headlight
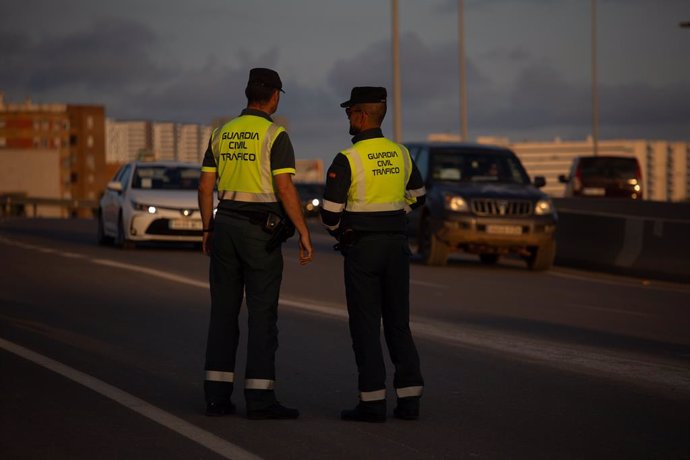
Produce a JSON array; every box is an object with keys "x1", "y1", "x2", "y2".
[
  {"x1": 444, "y1": 194, "x2": 468, "y2": 212},
  {"x1": 131, "y1": 200, "x2": 157, "y2": 214},
  {"x1": 534, "y1": 198, "x2": 554, "y2": 215}
]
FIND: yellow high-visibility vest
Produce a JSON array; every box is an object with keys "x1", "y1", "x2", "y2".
[
  {"x1": 342, "y1": 138, "x2": 412, "y2": 212},
  {"x1": 209, "y1": 115, "x2": 286, "y2": 202}
]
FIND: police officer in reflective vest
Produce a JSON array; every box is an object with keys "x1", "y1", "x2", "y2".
[
  {"x1": 198, "y1": 67, "x2": 313, "y2": 419},
  {"x1": 321, "y1": 86, "x2": 426, "y2": 422}
]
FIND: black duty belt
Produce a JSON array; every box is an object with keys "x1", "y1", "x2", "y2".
[{"x1": 227, "y1": 209, "x2": 268, "y2": 225}]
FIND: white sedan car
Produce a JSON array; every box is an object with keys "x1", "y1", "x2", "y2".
[{"x1": 97, "y1": 161, "x2": 211, "y2": 248}]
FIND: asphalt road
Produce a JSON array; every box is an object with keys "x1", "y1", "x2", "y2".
[{"x1": 1, "y1": 217, "x2": 689, "y2": 459}]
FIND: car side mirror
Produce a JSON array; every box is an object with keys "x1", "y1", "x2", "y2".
[
  {"x1": 533, "y1": 176, "x2": 546, "y2": 188},
  {"x1": 107, "y1": 181, "x2": 123, "y2": 193},
  {"x1": 558, "y1": 174, "x2": 569, "y2": 184}
]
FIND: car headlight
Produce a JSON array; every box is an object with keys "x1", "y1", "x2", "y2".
[
  {"x1": 534, "y1": 198, "x2": 554, "y2": 215},
  {"x1": 131, "y1": 200, "x2": 157, "y2": 214},
  {"x1": 311, "y1": 198, "x2": 320, "y2": 207},
  {"x1": 444, "y1": 194, "x2": 468, "y2": 212}
]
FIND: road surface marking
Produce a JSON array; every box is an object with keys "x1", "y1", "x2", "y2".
[
  {"x1": 0, "y1": 337, "x2": 262, "y2": 460},
  {"x1": 2, "y1": 235, "x2": 689, "y2": 398}
]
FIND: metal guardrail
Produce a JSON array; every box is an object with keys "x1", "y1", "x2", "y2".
[{"x1": 1, "y1": 194, "x2": 98, "y2": 218}]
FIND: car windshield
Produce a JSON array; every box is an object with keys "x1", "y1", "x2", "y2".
[
  {"x1": 579, "y1": 157, "x2": 638, "y2": 179},
  {"x1": 429, "y1": 149, "x2": 530, "y2": 184},
  {"x1": 131, "y1": 166, "x2": 200, "y2": 190}
]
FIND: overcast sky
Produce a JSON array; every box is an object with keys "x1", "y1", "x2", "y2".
[{"x1": 1, "y1": 0, "x2": 689, "y2": 161}]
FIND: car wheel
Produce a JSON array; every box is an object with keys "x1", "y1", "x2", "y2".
[
  {"x1": 419, "y1": 215, "x2": 448, "y2": 266},
  {"x1": 96, "y1": 209, "x2": 113, "y2": 246},
  {"x1": 479, "y1": 254, "x2": 499, "y2": 265},
  {"x1": 526, "y1": 239, "x2": 555, "y2": 271},
  {"x1": 115, "y1": 214, "x2": 135, "y2": 249}
]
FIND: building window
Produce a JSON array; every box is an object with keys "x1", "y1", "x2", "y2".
[
  {"x1": 70, "y1": 134, "x2": 78, "y2": 146},
  {"x1": 87, "y1": 116, "x2": 94, "y2": 130},
  {"x1": 0, "y1": 137, "x2": 5, "y2": 148},
  {"x1": 87, "y1": 135, "x2": 94, "y2": 148}
]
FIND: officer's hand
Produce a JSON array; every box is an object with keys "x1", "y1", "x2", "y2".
[
  {"x1": 202, "y1": 232, "x2": 213, "y2": 256},
  {"x1": 298, "y1": 233, "x2": 313, "y2": 265}
]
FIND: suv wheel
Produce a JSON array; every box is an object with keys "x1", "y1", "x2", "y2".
[
  {"x1": 526, "y1": 239, "x2": 555, "y2": 271},
  {"x1": 419, "y1": 215, "x2": 449, "y2": 266}
]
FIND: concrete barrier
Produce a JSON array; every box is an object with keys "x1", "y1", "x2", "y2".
[{"x1": 553, "y1": 198, "x2": 690, "y2": 283}]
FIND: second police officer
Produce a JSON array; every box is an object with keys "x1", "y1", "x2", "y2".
[{"x1": 321, "y1": 86, "x2": 427, "y2": 422}]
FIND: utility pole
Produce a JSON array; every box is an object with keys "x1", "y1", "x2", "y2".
[
  {"x1": 392, "y1": 0, "x2": 402, "y2": 143},
  {"x1": 458, "y1": 0, "x2": 468, "y2": 141},
  {"x1": 591, "y1": 0, "x2": 600, "y2": 156}
]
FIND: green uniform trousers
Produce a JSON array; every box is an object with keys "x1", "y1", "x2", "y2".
[
  {"x1": 204, "y1": 213, "x2": 283, "y2": 410},
  {"x1": 343, "y1": 232, "x2": 424, "y2": 398}
]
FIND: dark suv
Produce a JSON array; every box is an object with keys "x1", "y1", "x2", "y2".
[
  {"x1": 558, "y1": 155, "x2": 643, "y2": 199},
  {"x1": 406, "y1": 143, "x2": 558, "y2": 270}
]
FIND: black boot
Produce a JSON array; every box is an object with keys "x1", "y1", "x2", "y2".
[
  {"x1": 341, "y1": 400, "x2": 386, "y2": 423},
  {"x1": 205, "y1": 401, "x2": 236, "y2": 417},
  {"x1": 246, "y1": 402, "x2": 299, "y2": 420},
  {"x1": 245, "y1": 389, "x2": 299, "y2": 420},
  {"x1": 394, "y1": 396, "x2": 420, "y2": 420}
]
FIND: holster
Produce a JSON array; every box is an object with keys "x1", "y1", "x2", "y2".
[
  {"x1": 264, "y1": 212, "x2": 295, "y2": 252},
  {"x1": 333, "y1": 228, "x2": 357, "y2": 255}
]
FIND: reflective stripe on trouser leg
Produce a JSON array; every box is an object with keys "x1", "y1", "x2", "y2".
[
  {"x1": 205, "y1": 371, "x2": 235, "y2": 383},
  {"x1": 360, "y1": 389, "x2": 386, "y2": 402},
  {"x1": 245, "y1": 379, "x2": 275, "y2": 390},
  {"x1": 396, "y1": 386, "x2": 423, "y2": 398}
]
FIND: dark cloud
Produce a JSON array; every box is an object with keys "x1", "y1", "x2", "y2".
[
  {"x1": 326, "y1": 32, "x2": 690, "y2": 143},
  {"x1": 0, "y1": 17, "x2": 163, "y2": 98}
]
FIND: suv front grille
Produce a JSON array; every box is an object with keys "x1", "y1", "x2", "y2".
[{"x1": 471, "y1": 199, "x2": 532, "y2": 216}]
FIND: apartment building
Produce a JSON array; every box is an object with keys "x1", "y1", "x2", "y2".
[
  {"x1": 106, "y1": 119, "x2": 211, "y2": 164},
  {"x1": 0, "y1": 92, "x2": 107, "y2": 216}
]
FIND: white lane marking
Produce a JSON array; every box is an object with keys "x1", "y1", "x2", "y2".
[
  {"x1": 275, "y1": 297, "x2": 690, "y2": 398},
  {"x1": 92, "y1": 259, "x2": 209, "y2": 289},
  {"x1": 3, "y1": 235, "x2": 689, "y2": 397},
  {"x1": 0, "y1": 337, "x2": 261, "y2": 460}
]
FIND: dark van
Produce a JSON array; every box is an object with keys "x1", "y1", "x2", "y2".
[{"x1": 559, "y1": 155, "x2": 643, "y2": 199}]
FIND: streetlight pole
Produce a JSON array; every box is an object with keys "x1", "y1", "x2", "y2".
[
  {"x1": 458, "y1": 0, "x2": 468, "y2": 141},
  {"x1": 392, "y1": 0, "x2": 403, "y2": 143},
  {"x1": 591, "y1": 0, "x2": 599, "y2": 156}
]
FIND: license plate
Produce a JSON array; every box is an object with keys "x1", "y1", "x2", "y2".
[
  {"x1": 582, "y1": 187, "x2": 605, "y2": 196},
  {"x1": 169, "y1": 219, "x2": 202, "y2": 230},
  {"x1": 486, "y1": 225, "x2": 522, "y2": 235}
]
